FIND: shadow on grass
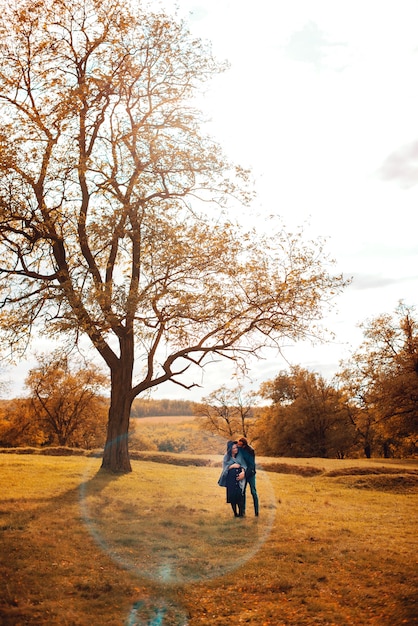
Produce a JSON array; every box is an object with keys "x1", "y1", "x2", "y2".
[{"x1": 79, "y1": 463, "x2": 277, "y2": 586}]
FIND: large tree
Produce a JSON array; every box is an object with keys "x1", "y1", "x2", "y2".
[{"x1": 0, "y1": 0, "x2": 346, "y2": 471}]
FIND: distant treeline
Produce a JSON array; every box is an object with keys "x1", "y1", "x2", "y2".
[{"x1": 130, "y1": 398, "x2": 198, "y2": 417}]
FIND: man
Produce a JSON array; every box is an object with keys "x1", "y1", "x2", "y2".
[{"x1": 237, "y1": 437, "x2": 259, "y2": 516}]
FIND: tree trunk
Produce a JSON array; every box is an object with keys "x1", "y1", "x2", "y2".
[{"x1": 101, "y1": 350, "x2": 134, "y2": 473}]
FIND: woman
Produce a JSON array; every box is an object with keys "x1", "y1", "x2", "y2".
[{"x1": 218, "y1": 440, "x2": 246, "y2": 517}]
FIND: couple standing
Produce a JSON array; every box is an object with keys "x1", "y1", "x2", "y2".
[{"x1": 218, "y1": 437, "x2": 259, "y2": 518}]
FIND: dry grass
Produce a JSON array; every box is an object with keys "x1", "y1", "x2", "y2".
[
  {"x1": 0, "y1": 453, "x2": 417, "y2": 625},
  {"x1": 132, "y1": 415, "x2": 197, "y2": 425}
]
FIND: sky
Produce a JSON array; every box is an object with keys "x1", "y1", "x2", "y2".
[
  {"x1": 156, "y1": 0, "x2": 418, "y2": 399},
  {"x1": 3, "y1": 0, "x2": 418, "y2": 400}
]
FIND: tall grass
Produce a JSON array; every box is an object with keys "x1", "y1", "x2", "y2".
[{"x1": 0, "y1": 453, "x2": 417, "y2": 625}]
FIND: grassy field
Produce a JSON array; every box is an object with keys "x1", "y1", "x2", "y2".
[
  {"x1": 0, "y1": 452, "x2": 417, "y2": 625},
  {"x1": 132, "y1": 415, "x2": 197, "y2": 425}
]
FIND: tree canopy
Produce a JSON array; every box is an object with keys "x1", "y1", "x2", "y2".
[
  {"x1": 338, "y1": 302, "x2": 418, "y2": 457},
  {"x1": 25, "y1": 353, "x2": 108, "y2": 447},
  {"x1": 0, "y1": 0, "x2": 346, "y2": 471},
  {"x1": 195, "y1": 385, "x2": 256, "y2": 441},
  {"x1": 257, "y1": 366, "x2": 355, "y2": 458}
]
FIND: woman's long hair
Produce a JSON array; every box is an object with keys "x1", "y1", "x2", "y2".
[{"x1": 226, "y1": 440, "x2": 238, "y2": 461}]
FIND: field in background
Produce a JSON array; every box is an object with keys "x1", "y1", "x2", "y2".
[
  {"x1": 129, "y1": 414, "x2": 225, "y2": 455},
  {"x1": 0, "y1": 452, "x2": 417, "y2": 625},
  {"x1": 132, "y1": 415, "x2": 197, "y2": 424}
]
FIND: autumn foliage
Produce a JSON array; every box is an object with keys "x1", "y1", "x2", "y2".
[{"x1": 0, "y1": 0, "x2": 346, "y2": 472}]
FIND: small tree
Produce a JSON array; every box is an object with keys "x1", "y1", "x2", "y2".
[
  {"x1": 195, "y1": 385, "x2": 256, "y2": 440},
  {"x1": 0, "y1": 0, "x2": 347, "y2": 471},
  {"x1": 0, "y1": 398, "x2": 45, "y2": 447},
  {"x1": 25, "y1": 354, "x2": 108, "y2": 447}
]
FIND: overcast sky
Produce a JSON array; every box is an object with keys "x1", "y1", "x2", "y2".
[
  {"x1": 177, "y1": 0, "x2": 418, "y2": 383},
  {"x1": 153, "y1": 0, "x2": 418, "y2": 399},
  {"x1": 3, "y1": 0, "x2": 418, "y2": 400}
]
